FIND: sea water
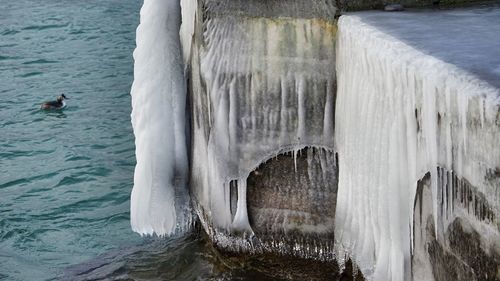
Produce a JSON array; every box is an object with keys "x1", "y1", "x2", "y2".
[
  {"x1": 0, "y1": 1, "x2": 208, "y2": 280},
  {"x1": 0, "y1": 0, "x2": 140, "y2": 279}
]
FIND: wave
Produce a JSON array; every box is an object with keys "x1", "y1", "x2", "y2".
[
  {"x1": 21, "y1": 23, "x2": 68, "y2": 31},
  {"x1": 22, "y1": 59, "x2": 58, "y2": 65},
  {"x1": 18, "y1": 71, "x2": 43, "y2": 78}
]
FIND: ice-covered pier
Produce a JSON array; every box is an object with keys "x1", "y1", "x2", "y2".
[{"x1": 130, "y1": 1, "x2": 500, "y2": 280}]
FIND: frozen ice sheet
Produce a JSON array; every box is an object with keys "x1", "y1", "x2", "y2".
[{"x1": 352, "y1": 5, "x2": 500, "y2": 89}]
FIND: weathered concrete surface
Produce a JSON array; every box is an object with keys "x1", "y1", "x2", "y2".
[
  {"x1": 212, "y1": 245, "x2": 364, "y2": 281},
  {"x1": 247, "y1": 148, "x2": 338, "y2": 260},
  {"x1": 247, "y1": 148, "x2": 337, "y2": 236},
  {"x1": 203, "y1": 0, "x2": 336, "y2": 19}
]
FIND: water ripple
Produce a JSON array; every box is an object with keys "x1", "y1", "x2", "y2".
[
  {"x1": 1, "y1": 29, "x2": 20, "y2": 36},
  {"x1": 0, "y1": 0, "x2": 141, "y2": 280},
  {"x1": 22, "y1": 59, "x2": 58, "y2": 65},
  {"x1": 21, "y1": 23, "x2": 69, "y2": 31},
  {"x1": 18, "y1": 71, "x2": 44, "y2": 78}
]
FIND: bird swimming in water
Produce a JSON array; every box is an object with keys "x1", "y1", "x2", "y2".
[{"x1": 40, "y1": 94, "x2": 68, "y2": 110}]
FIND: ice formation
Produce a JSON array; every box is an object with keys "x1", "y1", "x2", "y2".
[
  {"x1": 334, "y1": 15, "x2": 500, "y2": 280},
  {"x1": 179, "y1": 0, "x2": 197, "y2": 65},
  {"x1": 130, "y1": 0, "x2": 190, "y2": 236},
  {"x1": 183, "y1": 4, "x2": 337, "y2": 237},
  {"x1": 132, "y1": 1, "x2": 500, "y2": 278}
]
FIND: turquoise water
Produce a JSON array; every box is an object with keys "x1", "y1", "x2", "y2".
[{"x1": 0, "y1": 1, "x2": 206, "y2": 280}]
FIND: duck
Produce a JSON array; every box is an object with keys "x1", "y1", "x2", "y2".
[{"x1": 40, "y1": 94, "x2": 68, "y2": 110}]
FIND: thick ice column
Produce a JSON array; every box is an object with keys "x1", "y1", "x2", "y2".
[
  {"x1": 335, "y1": 14, "x2": 500, "y2": 281},
  {"x1": 130, "y1": 0, "x2": 190, "y2": 236}
]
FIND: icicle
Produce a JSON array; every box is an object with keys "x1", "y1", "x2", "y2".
[
  {"x1": 232, "y1": 178, "x2": 253, "y2": 233},
  {"x1": 293, "y1": 148, "x2": 298, "y2": 173},
  {"x1": 458, "y1": 93, "x2": 469, "y2": 155},
  {"x1": 180, "y1": 0, "x2": 197, "y2": 64},
  {"x1": 297, "y1": 76, "x2": 306, "y2": 142}
]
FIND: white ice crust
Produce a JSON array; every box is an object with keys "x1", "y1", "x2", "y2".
[
  {"x1": 335, "y1": 15, "x2": 500, "y2": 280},
  {"x1": 180, "y1": 0, "x2": 197, "y2": 66},
  {"x1": 130, "y1": 0, "x2": 190, "y2": 236}
]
